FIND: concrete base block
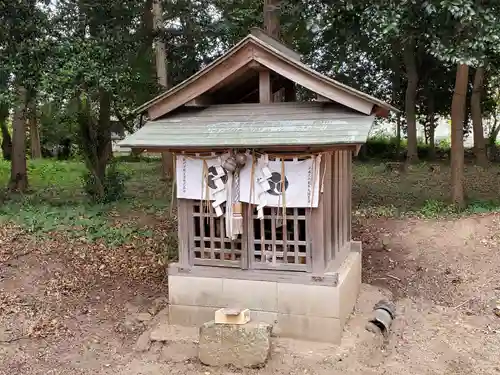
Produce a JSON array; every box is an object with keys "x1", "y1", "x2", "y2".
[
  {"x1": 169, "y1": 249, "x2": 361, "y2": 344},
  {"x1": 198, "y1": 321, "x2": 272, "y2": 368}
]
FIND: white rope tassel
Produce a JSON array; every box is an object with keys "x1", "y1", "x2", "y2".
[
  {"x1": 231, "y1": 169, "x2": 243, "y2": 240},
  {"x1": 225, "y1": 172, "x2": 233, "y2": 239}
]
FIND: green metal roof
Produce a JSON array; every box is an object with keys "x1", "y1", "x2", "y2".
[{"x1": 119, "y1": 102, "x2": 376, "y2": 149}]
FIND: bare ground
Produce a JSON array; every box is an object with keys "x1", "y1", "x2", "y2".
[{"x1": 1, "y1": 214, "x2": 500, "y2": 375}]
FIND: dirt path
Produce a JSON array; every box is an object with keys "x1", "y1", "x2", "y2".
[{"x1": 1, "y1": 215, "x2": 500, "y2": 375}]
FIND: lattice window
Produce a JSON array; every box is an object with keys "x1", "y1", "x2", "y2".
[
  {"x1": 191, "y1": 202, "x2": 243, "y2": 267},
  {"x1": 249, "y1": 207, "x2": 311, "y2": 271}
]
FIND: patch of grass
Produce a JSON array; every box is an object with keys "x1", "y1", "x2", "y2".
[
  {"x1": 465, "y1": 199, "x2": 500, "y2": 214},
  {"x1": 0, "y1": 158, "x2": 170, "y2": 245},
  {"x1": 0, "y1": 202, "x2": 154, "y2": 246},
  {"x1": 354, "y1": 161, "x2": 500, "y2": 218}
]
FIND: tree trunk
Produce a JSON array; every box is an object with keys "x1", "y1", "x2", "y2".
[
  {"x1": 487, "y1": 92, "x2": 500, "y2": 161},
  {"x1": 152, "y1": 0, "x2": 173, "y2": 179},
  {"x1": 152, "y1": 0, "x2": 168, "y2": 89},
  {"x1": 487, "y1": 120, "x2": 500, "y2": 162},
  {"x1": 403, "y1": 39, "x2": 419, "y2": 163},
  {"x1": 97, "y1": 88, "x2": 112, "y2": 172},
  {"x1": 427, "y1": 91, "x2": 436, "y2": 160},
  {"x1": 264, "y1": 0, "x2": 281, "y2": 39},
  {"x1": 396, "y1": 115, "x2": 401, "y2": 160},
  {"x1": 451, "y1": 64, "x2": 469, "y2": 207},
  {"x1": 9, "y1": 85, "x2": 28, "y2": 192},
  {"x1": 471, "y1": 67, "x2": 488, "y2": 166},
  {"x1": 391, "y1": 45, "x2": 401, "y2": 160},
  {"x1": 0, "y1": 104, "x2": 12, "y2": 161},
  {"x1": 28, "y1": 98, "x2": 42, "y2": 159},
  {"x1": 0, "y1": 70, "x2": 12, "y2": 161},
  {"x1": 429, "y1": 119, "x2": 436, "y2": 160}
]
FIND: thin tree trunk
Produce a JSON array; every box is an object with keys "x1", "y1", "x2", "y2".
[
  {"x1": 487, "y1": 91, "x2": 500, "y2": 161},
  {"x1": 0, "y1": 105, "x2": 12, "y2": 161},
  {"x1": 0, "y1": 70, "x2": 12, "y2": 161},
  {"x1": 403, "y1": 39, "x2": 419, "y2": 163},
  {"x1": 429, "y1": 119, "x2": 436, "y2": 160},
  {"x1": 396, "y1": 115, "x2": 401, "y2": 160},
  {"x1": 9, "y1": 85, "x2": 28, "y2": 192},
  {"x1": 97, "y1": 88, "x2": 112, "y2": 172},
  {"x1": 391, "y1": 44, "x2": 401, "y2": 160},
  {"x1": 488, "y1": 120, "x2": 500, "y2": 162},
  {"x1": 451, "y1": 64, "x2": 469, "y2": 207},
  {"x1": 427, "y1": 91, "x2": 436, "y2": 160},
  {"x1": 152, "y1": 0, "x2": 173, "y2": 179},
  {"x1": 28, "y1": 98, "x2": 42, "y2": 159},
  {"x1": 471, "y1": 67, "x2": 487, "y2": 166}
]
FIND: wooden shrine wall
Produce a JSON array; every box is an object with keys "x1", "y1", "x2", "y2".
[{"x1": 176, "y1": 149, "x2": 353, "y2": 274}]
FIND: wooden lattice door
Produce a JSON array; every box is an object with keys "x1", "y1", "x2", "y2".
[
  {"x1": 190, "y1": 201, "x2": 244, "y2": 268},
  {"x1": 247, "y1": 207, "x2": 311, "y2": 271}
]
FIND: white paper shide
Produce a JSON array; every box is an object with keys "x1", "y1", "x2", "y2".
[
  {"x1": 239, "y1": 155, "x2": 321, "y2": 208},
  {"x1": 176, "y1": 154, "x2": 229, "y2": 211}
]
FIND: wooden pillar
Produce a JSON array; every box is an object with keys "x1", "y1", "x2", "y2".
[
  {"x1": 310, "y1": 154, "x2": 326, "y2": 274},
  {"x1": 259, "y1": 70, "x2": 272, "y2": 104},
  {"x1": 177, "y1": 199, "x2": 191, "y2": 267}
]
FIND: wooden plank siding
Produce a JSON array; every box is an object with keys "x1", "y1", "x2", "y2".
[
  {"x1": 322, "y1": 152, "x2": 333, "y2": 266},
  {"x1": 327, "y1": 149, "x2": 353, "y2": 270}
]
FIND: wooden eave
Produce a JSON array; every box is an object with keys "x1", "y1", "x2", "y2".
[{"x1": 135, "y1": 31, "x2": 398, "y2": 120}]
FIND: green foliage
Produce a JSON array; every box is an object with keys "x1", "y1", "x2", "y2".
[
  {"x1": 353, "y1": 160, "x2": 500, "y2": 218},
  {"x1": 418, "y1": 199, "x2": 454, "y2": 218},
  {"x1": 82, "y1": 161, "x2": 129, "y2": 204},
  {"x1": 362, "y1": 135, "x2": 450, "y2": 160},
  {"x1": 417, "y1": 198, "x2": 500, "y2": 218},
  {"x1": 0, "y1": 159, "x2": 170, "y2": 245},
  {"x1": 0, "y1": 202, "x2": 153, "y2": 246}
]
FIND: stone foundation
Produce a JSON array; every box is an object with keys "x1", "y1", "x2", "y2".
[{"x1": 168, "y1": 249, "x2": 361, "y2": 344}]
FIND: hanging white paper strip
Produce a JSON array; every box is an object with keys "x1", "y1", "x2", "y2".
[
  {"x1": 176, "y1": 154, "x2": 230, "y2": 201},
  {"x1": 239, "y1": 154, "x2": 322, "y2": 208}
]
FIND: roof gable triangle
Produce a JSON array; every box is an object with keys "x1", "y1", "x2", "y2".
[{"x1": 137, "y1": 31, "x2": 397, "y2": 120}]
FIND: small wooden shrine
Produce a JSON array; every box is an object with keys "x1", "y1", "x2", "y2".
[{"x1": 120, "y1": 28, "x2": 396, "y2": 343}]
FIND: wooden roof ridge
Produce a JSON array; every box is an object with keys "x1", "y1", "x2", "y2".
[{"x1": 134, "y1": 30, "x2": 398, "y2": 118}]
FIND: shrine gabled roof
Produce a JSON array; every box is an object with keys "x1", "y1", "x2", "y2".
[
  {"x1": 133, "y1": 28, "x2": 397, "y2": 120},
  {"x1": 119, "y1": 102, "x2": 375, "y2": 150}
]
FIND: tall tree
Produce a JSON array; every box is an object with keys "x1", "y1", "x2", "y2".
[
  {"x1": 451, "y1": 64, "x2": 468, "y2": 206},
  {"x1": 471, "y1": 66, "x2": 488, "y2": 166},
  {"x1": 427, "y1": 1, "x2": 500, "y2": 205},
  {"x1": 1, "y1": 0, "x2": 50, "y2": 190},
  {"x1": 153, "y1": 0, "x2": 174, "y2": 179},
  {"x1": 264, "y1": 0, "x2": 281, "y2": 38},
  {"x1": 28, "y1": 90, "x2": 42, "y2": 159},
  {"x1": 46, "y1": 0, "x2": 155, "y2": 200},
  {"x1": 9, "y1": 85, "x2": 28, "y2": 192},
  {"x1": 403, "y1": 36, "x2": 419, "y2": 162}
]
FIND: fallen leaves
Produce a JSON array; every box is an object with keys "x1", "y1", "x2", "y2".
[{"x1": 0, "y1": 216, "x2": 170, "y2": 343}]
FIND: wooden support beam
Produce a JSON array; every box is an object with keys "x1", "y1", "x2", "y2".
[
  {"x1": 259, "y1": 70, "x2": 272, "y2": 104},
  {"x1": 248, "y1": 61, "x2": 265, "y2": 71},
  {"x1": 185, "y1": 94, "x2": 212, "y2": 107},
  {"x1": 315, "y1": 94, "x2": 331, "y2": 102}
]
